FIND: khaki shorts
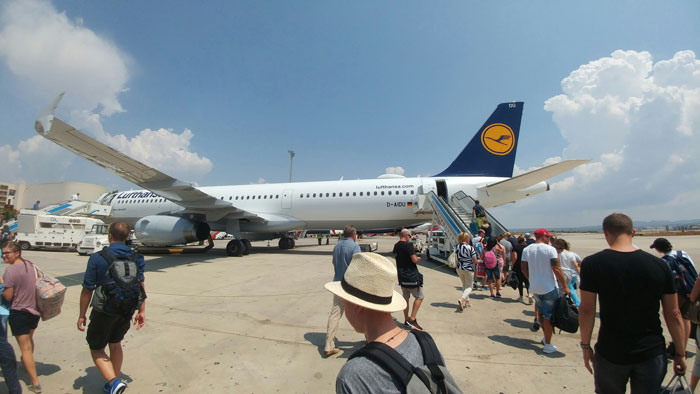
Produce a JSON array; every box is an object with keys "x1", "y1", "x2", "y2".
[{"x1": 401, "y1": 286, "x2": 424, "y2": 300}]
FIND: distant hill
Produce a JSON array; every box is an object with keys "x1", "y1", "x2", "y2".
[{"x1": 510, "y1": 219, "x2": 700, "y2": 234}]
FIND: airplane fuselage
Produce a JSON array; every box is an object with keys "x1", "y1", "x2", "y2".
[{"x1": 106, "y1": 175, "x2": 547, "y2": 234}]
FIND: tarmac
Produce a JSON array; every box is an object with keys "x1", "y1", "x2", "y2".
[{"x1": 6, "y1": 233, "x2": 700, "y2": 393}]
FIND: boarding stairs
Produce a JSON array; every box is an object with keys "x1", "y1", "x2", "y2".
[
  {"x1": 421, "y1": 191, "x2": 509, "y2": 265},
  {"x1": 5, "y1": 200, "x2": 112, "y2": 232},
  {"x1": 34, "y1": 200, "x2": 112, "y2": 217},
  {"x1": 451, "y1": 191, "x2": 509, "y2": 237}
]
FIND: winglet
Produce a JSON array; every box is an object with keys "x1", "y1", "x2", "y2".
[{"x1": 34, "y1": 92, "x2": 65, "y2": 136}]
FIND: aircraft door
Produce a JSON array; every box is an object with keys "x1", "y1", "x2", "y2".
[
  {"x1": 435, "y1": 179, "x2": 448, "y2": 201},
  {"x1": 419, "y1": 179, "x2": 436, "y2": 196},
  {"x1": 282, "y1": 189, "x2": 293, "y2": 209}
]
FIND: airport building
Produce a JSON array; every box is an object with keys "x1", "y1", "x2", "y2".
[{"x1": 0, "y1": 181, "x2": 107, "y2": 210}]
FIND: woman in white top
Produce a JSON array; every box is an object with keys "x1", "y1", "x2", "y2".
[
  {"x1": 554, "y1": 238, "x2": 581, "y2": 306},
  {"x1": 455, "y1": 233, "x2": 479, "y2": 311}
]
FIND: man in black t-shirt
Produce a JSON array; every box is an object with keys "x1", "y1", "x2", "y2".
[
  {"x1": 579, "y1": 213, "x2": 686, "y2": 394},
  {"x1": 393, "y1": 229, "x2": 423, "y2": 330}
]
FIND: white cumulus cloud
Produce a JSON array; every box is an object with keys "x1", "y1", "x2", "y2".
[
  {"x1": 493, "y1": 50, "x2": 700, "y2": 228},
  {"x1": 385, "y1": 166, "x2": 405, "y2": 176},
  {"x1": 0, "y1": 0, "x2": 213, "y2": 185}
]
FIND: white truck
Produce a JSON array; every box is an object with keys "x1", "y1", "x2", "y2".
[
  {"x1": 76, "y1": 223, "x2": 110, "y2": 255},
  {"x1": 14, "y1": 212, "x2": 106, "y2": 252}
]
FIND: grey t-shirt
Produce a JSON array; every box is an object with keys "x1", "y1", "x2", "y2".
[{"x1": 336, "y1": 333, "x2": 440, "y2": 394}]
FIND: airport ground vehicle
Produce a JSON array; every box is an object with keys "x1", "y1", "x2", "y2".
[
  {"x1": 15, "y1": 212, "x2": 106, "y2": 252},
  {"x1": 76, "y1": 223, "x2": 109, "y2": 255},
  {"x1": 425, "y1": 229, "x2": 450, "y2": 264}
]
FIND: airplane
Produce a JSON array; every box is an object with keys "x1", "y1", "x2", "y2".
[{"x1": 34, "y1": 93, "x2": 587, "y2": 256}]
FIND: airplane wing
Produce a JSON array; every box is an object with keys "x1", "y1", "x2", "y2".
[
  {"x1": 35, "y1": 93, "x2": 262, "y2": 222},
  {"x1": 479, "y1": 160, "x2": 589, "y2": 193}
]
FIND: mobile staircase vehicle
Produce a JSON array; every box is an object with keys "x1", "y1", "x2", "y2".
[
  {"x1": 420, "y1": 191, "x2": 508, "y2": 265},
  {"x1": 14, "y1": 212, "x2": 107, "y2": 251}
]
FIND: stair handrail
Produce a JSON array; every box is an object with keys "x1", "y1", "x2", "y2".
[{"x1": 452, "y1": 191, "x2": 509, "y2": 236}]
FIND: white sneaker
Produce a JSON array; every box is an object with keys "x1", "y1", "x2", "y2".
[
  {"x1": 543, "y1": 343, "x2": 558, "y2": 354},
  {"x1": 527, "y1": 295, "x2": 534, "y2": 305}
]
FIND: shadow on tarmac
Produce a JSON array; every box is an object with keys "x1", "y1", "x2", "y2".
[
  {"x1": 504, "y1": 318, "x2": 535, "y2": 329},
  {"x1": 304, "y1": 332, "x2": 364, "y2": 360},
  {"x1": 72, "y1": 366, "x2": 133, "y2": 394},
  {"x1": 19, "y1": 360, "x2": 60, "y2": 387},
  {"x1": 488, "y1": 335, "x2": 566, "y2": 358}
]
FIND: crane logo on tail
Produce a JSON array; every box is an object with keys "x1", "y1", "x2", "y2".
[{"x1": 481, "y1": 123, "x2": 515, "y2": 156}]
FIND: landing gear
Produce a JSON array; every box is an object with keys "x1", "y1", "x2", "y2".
[
  {"x1": 226, "y1": 239, "x2": 244, "y2": 256},
  {"x1": 278, "y1": 237, "x2": 295, "y2": 250},
  {"x1": 242, "y1": 239, "x2": 252, "y2": 255}
]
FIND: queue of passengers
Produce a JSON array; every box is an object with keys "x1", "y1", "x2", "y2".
[{"x1": 453, "y1": 230, "x2": 582, "y2": 312}]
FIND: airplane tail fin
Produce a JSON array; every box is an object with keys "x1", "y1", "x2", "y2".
[{"x1": 435, "y1": 102, "x2": 523, "y2": 178}]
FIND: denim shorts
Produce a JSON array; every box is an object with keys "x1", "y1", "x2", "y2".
[
  {"x1": 485, "y1": 267, "x2": 500, "y2": 281},
  {"x1": 533, "y1": 288, "x2": 559, "y2": 319}
]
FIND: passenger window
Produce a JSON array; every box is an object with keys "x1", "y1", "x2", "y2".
[
  {"x1": 353, "y1": 192, "x2": 356, "y2": 196},
  {"x1": 411, "y1": 190, "x2": 414, "y2": 194},
  {"x1": 332, "y1": 193, "x2": 336, "y2": 197},
  {"x1": 381, "y1": 191, "x2": 385, "y2": 196},
  {"x1": 326, "y1": 193, "x2": 329, "y2": 197},
  {"x1": 306, "y1": 193, "x2": 310, "y2": 198},
  {"x1": 276, "y1": 195, "x2": 279, "y2": 199},
  {"x1": 313, "y1": 193, "x2": 317, "y2": 197},
  {"x1": 374, "y1": 191, "x2": 377, "y2": 196},
  {"x1": 403, "y1": 190, "x2": 407, "y2": 195},
  {"x1": 246, "y1": 196, "x2": 250, "y2": 200},
  {"x1": 388, "y1": 191, "x2": 392, "y2": 195}
]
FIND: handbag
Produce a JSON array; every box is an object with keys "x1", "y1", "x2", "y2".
[
  {"x1": 32, "y1": 263, "x2": 67, "y2": 321},
  {"x1": 660, "y1": 373, "x2": 691, "y2": 394},
  {"x1": 447, "y1": 252, "x2": 457, "y2": 269},
  {"x1": 683, "y1": 297, "x2": 700, "y2": 325}
]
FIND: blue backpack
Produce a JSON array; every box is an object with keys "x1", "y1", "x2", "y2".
[{"x1": 663, "y1": 251, "x2": 698, "y2": 296}]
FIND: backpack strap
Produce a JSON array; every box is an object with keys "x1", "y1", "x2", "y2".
[
  {"x1": 413, "y1": 330, "x2": 448, "y2": 394},
  {"x1": 349, "y1": 341, "x2": 415, "y2": 389}
]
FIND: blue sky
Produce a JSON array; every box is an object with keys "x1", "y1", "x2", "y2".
[{"x1": 1, "y1": 0, "x2": 698, "y2": 228}]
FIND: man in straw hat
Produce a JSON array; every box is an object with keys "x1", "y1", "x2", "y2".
[{"x1": 325, "y1": 252, "x2": 461, "y2": 393}]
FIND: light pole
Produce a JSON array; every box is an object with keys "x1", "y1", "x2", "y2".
[{"x1": 288, "y1": 150, "x2": 295, "y2": 183}]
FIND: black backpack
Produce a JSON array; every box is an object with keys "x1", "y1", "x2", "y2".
[
  {"x1": 663, "y1": 251, "x2": 698, "y2": 296},
  {"x1": 349, "y1": 330, "x2": 463, "y2": 394},
  {"x1": 91, "y1": 248, "x2": 146, "y2": 316},
  {"x1": 551, "y1": 295, "x2": 579, "y2": 333}
]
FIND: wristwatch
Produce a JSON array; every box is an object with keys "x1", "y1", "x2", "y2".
[{"x1": 579, "y1": 342, "x2": 592, "y2": 350}]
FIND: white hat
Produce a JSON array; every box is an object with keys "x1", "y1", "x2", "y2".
[{"x1": 325, "y1": 252, "x2": 407, "y2": 312}]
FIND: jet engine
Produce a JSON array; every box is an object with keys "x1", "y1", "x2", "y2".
[{"x1": 134, "y1": 215, "x2": 211, "y2": 246}]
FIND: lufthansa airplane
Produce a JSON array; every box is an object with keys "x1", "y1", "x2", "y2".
[{"x1": 34, "y1": 94, "x2": 586, "y2": 256}]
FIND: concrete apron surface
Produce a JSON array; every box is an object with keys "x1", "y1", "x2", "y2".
[{"x1": 10, "y1": 233, "x2": 700, "y2": 393}]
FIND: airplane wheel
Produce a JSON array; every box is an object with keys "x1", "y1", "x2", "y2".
[
  {"x1": 278, "y1": 238, "x2": 291, "y2": 250},
  {"x1": 290, "y1": 239, "x2": 295, "y2": 249},
  {"x1": 242, "y1": 239, "x2": 251, "y2": 255},
  {"x1": 226, "y1": 239, "x2": 243, "y2": 256}
]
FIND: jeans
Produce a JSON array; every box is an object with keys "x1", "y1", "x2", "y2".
[
  {"x1": 533, "y1": 288, "x2": 559, "y2": 320},
  {"x1": 0, "y1": 315, "x2": 20, "y2": 394},
  {"x1": 594, "y1": 352, "x2": 666, "y2": 394}
]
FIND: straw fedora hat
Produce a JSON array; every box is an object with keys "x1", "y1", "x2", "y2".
[{"x1": 325, "y1": 252, "x2": 407, "y2": 312}]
